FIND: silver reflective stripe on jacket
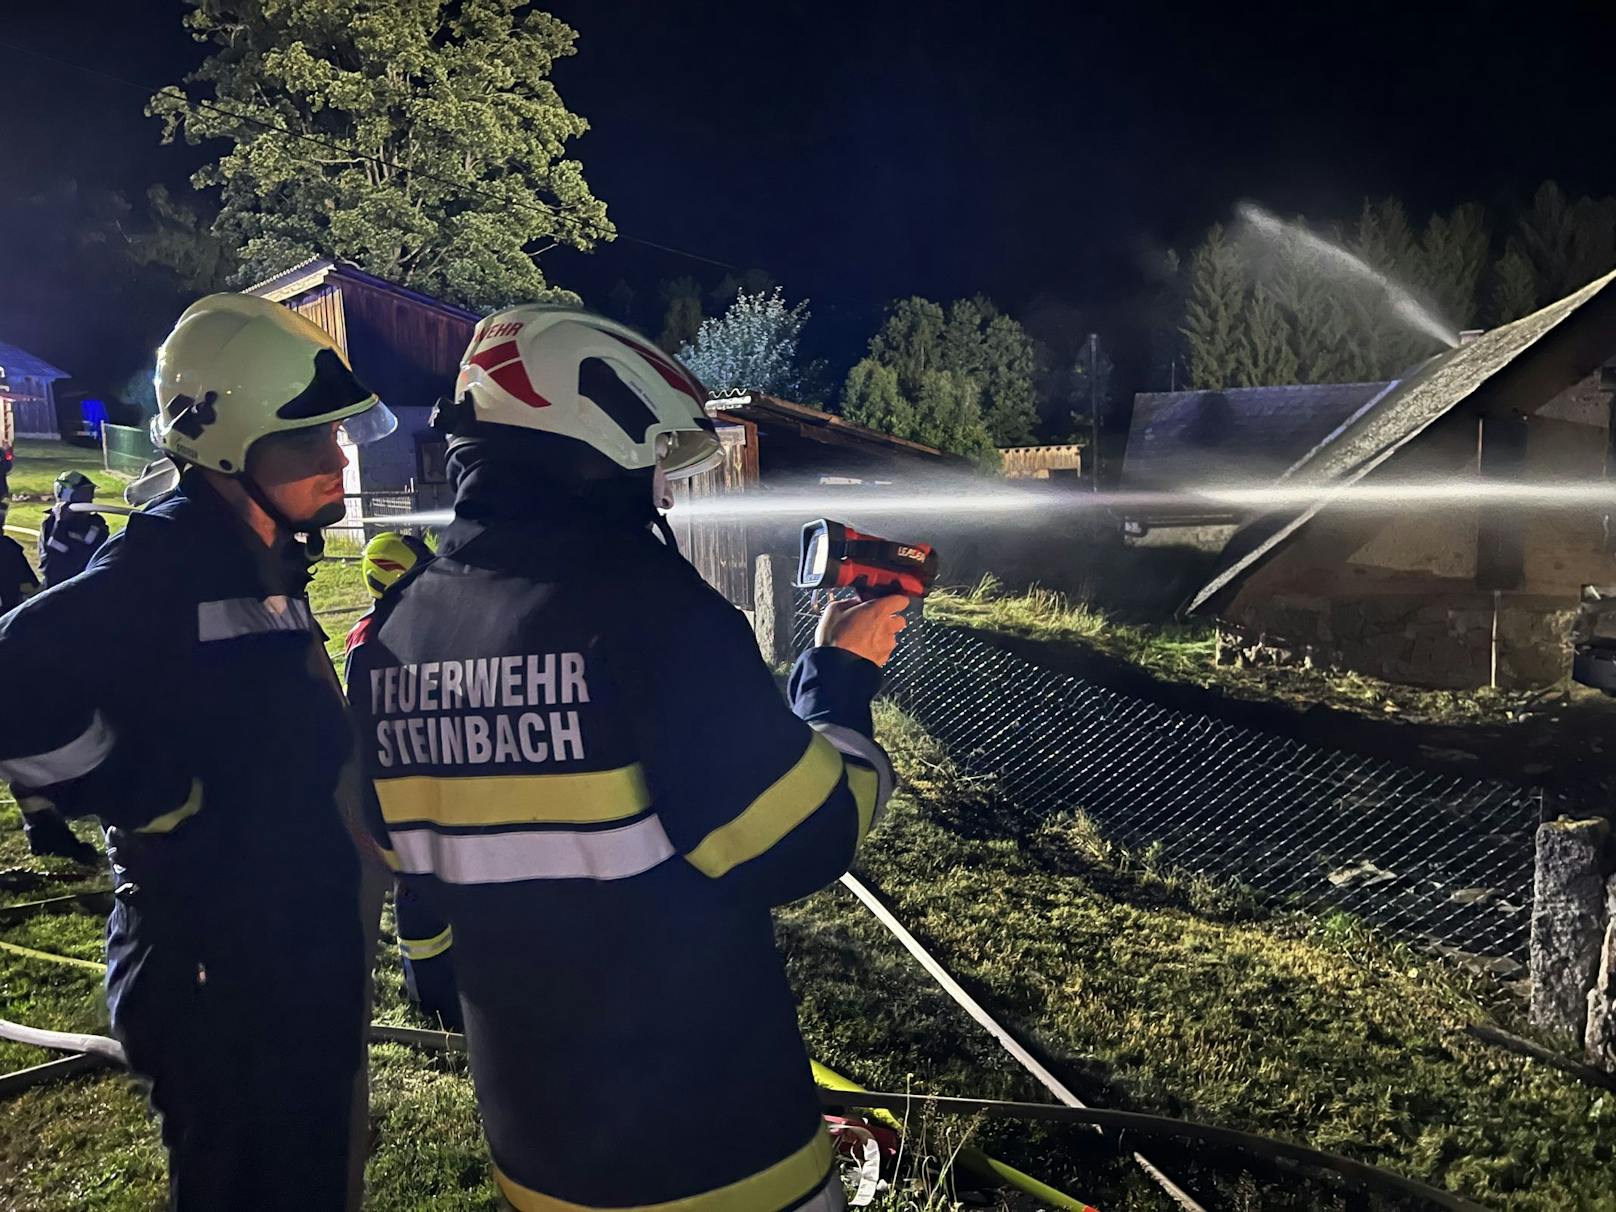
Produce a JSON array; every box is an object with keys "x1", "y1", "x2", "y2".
[
  {"x1": 390, "y1": 816, "x2": 676, "y2": 884},
  {"x1": 810, "y1": 721, "x2": 895, "y2": 822},
  {"x1": 197, "y1": 596, "x2": 313, "y2": 643},
  {"x1": 0, "y1": 711, "x2": 115, "y2": 786}
]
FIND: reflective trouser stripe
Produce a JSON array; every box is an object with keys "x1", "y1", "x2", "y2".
[
  {"x1": 196, "y1": 595, "x2": 313, "y2": 641},
  {"x1": 494, "y1": 1128, "x2": 835, "y2": 1211},
  {"x1": 399, "y1": 925, "x2": 453, "y2": 961},
  {"x1": 136, "y1": 779, "x2": 204, "y2": 835},
  {"x1": 390, "y1": 815, "x2": 674, "y2": 884},
  {"x1": 686, "y1": 735, "x2": 845, "y2": 879},
  {"x1": 377, "y1": 765, "x2": 651, "y2": 828},
  {"x1": 0, "y1": 711, "x2": 115, "y2": 786}
]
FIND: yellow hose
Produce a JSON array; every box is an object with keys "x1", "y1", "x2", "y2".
[{"x1": 811, "y1": 1059, "x2": 1099, "y2": 1212}]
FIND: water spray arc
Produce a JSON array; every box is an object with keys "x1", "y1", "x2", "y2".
[{"x1": 1237, "y1": 203, "x2": 1461, "y2": 350}]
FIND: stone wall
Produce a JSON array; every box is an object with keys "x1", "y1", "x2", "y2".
[{"x1": 1216, "y1": 592, "x2": 1577, "y2": 690}]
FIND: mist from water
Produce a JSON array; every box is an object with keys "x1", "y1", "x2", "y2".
[{"x1": 1237, "y1": 203, "x2": 1461, "y2": 350}]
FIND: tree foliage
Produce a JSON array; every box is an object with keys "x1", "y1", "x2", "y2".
[
  {"x1": 150, "y1": 0, "x2": 611, "y2": 309},
  {"x1": 657, "y1": 277, "x2": 704, "y2": 353},
  {"x1": 846, "y1": 297, "x2": 1034, "y2": 458},
  {"x1": 678, "y1": 288, "x2": 809, "y2": 397},
  {"x1": 1183, "y1": 224, "x2": 1249, "y2": 388},
  {"x1": 840, "y1": 358, "x2": 913, "y2": 437}
]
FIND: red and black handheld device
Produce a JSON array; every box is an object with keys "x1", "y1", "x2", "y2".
[{"x1": 795, "y1": 519, "x2": 938, "y2": 600}]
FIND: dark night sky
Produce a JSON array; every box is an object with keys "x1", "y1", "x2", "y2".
[{"x1": 4, "y1": 0, "x2": 1616, "y2": 396}]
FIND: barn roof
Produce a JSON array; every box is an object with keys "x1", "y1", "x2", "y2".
[
  {"x1": 705, "y1": 391, "x2": 967, "y2": 466},
  {"x1": 1186, "y1": 265, "x2": 1616, "y2": 616},
  {"x1": 1124, "y1": 381, "x2": 1393, "y2": 492},
  {"x1": 245, "y1": 258, "x2": 481, "y2": 322},
  {"x1": 0, "y1": 340, "x2": 69, "y2": 382}
]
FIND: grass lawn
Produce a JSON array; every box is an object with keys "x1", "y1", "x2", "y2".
[
  {"x1": 2, "y1": 442, "x2": 1609, "y2": 1208},
  {"x1": 4, "y1": 440, "x2": 132, "y2": 555},
  {"x1": 925, "y1": 577, "x2": 1527, "y2": 727},
  {"x1": 4, "y1": 703, "x2": 1611, "y2": 1209}
]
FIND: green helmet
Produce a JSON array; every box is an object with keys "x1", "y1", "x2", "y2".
[
  {"x1": 362, "y1": 531, "x2": 434, "y2": 600},
  {"x1": 53, "y1": 471, "x2": 95, "y2": 504}
]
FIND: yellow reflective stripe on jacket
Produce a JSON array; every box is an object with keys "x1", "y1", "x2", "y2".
[
  {"x1": 378, "y1": 846, "x2": 402, "y2": 872},
  {"x1": 494, "y1": 1126, "x2": 833, "y2": 1212},
  {"x1": 846, "y1": 763, "x2": 880, "y2": 844},
  {"x1": 686, "y1": 734, "x2": 845, "y2": 879},
  {"x1": 399, "y1": 925, "x2": 453, "y2": 962},
  {"x1": 376, "y1": 764, "x2": 650, "y2": 828},
  {"x1": 137, "y1": 779, "x2": 204, "y2": 835}
]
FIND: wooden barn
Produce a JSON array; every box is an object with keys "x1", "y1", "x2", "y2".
[
  {"x1": 0, "y1": 341, "x2": 70, "y2": 439},
  {"x1": 1185, "y1": 267, "x2": 1616, "y2": 690},
  {"x1": 671, "y1": 391, "x2": 968, "y2": 612},
  {"x1": 246, "y1": 259, "x2": 479, "y2": 534}
]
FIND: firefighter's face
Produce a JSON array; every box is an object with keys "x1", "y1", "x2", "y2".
[{"x1": 247, "y1": 423, "x2": 349, "y2": 530}]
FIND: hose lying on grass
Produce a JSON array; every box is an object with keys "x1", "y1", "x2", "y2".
[{"x1": 0, "y1": 1013, "x2": 1491, "y2": 1211}]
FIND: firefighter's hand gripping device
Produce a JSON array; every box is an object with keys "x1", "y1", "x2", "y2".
[{"x1": 795, "y1": 519, "x2": 938, "y2": 600}]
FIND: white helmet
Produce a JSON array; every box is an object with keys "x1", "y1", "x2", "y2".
[
  {"x1": 446, "y1": 305, "x2": 722, "y2": 479},
  {"x1": 152, "y1": 293, "x2": 396, "y2": 475}
]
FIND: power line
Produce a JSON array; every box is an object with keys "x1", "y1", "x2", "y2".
[{"x1": 0, "y1": 36, "x2": 738, "y2": 272}]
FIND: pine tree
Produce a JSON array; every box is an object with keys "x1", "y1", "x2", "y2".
[
  {"x1": 1237, "y1": 284, "x2": 1300, "y2": 386},
  {"x1": 1419, "y1": 203, "x2": 1489, "y2": 331},
  {"x1": 1490, "y1": 246, "x2": 1539, "y2": 324},
  {"x1": 1183, "y1": 223, "x2": 1249, "y2": 388}
]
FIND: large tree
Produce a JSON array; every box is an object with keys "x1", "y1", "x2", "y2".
[
  {"x1": 1183, "y1": 224, "x2": 1248, "y2": 388},
  {"x1": 150, "y1": 0, "x2": 612, "y2": 309},
  {"x1": 861, "y1": 295, "x2": 1038, "y2": 447},
  {"x1": 678, "y1": 288, "x2": 809, "y2": 397}
]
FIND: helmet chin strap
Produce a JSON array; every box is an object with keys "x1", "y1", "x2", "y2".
[{"x1": 237, "y1": 472, "x2": 325, "y2": 563}]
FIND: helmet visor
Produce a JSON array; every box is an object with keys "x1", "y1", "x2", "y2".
[{"x1": 338, "y1": 401, "x2": 398, "y2": 447}]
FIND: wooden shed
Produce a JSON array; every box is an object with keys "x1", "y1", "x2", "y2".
[
  {"x1": 1187, "y1": 267, "x2": 1616, "y2": 690},
  {"x1": 246, "y1": 259, "x2": 479, "y2": 534},
  {"x1": 0, "y1": 341, "x2": 70, "y2": 439}
]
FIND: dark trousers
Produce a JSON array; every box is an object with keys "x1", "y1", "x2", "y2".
[{"x1": 107, "y1": 898, "x2": 362, "y2": 1211}]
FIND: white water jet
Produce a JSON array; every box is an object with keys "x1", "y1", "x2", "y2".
[
  {"x1": 1237, "y1": 203, "x2": 1461, "y2": 350},
  {"x1": 352, "y1": 478, "x2": 1616, "y2": 533}
]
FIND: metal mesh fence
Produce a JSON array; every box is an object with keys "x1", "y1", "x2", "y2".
[
  {"x1": 796, "y1": 598, "x2": 1542, "y2": 974},
  {"x1": 101, "y1": 423, "x2": 156, "y2": 475}
]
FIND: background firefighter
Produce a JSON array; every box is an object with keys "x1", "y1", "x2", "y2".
[
  {"x1": 0, "y1": 293, "x2": 397, "y2": 1211},
  {"x1": 38, "y1": 470, "x2": 109, "y2": 588},
  {"x1": 346, "y1": 529, "x2": 461, "y2": 1032},
  {"x1": 347, "y1": 306, "x2": 906, "y2": 1212}
]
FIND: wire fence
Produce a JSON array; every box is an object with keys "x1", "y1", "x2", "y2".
[{"x1": 797, "y1": 598, "x2": 1544, "y2": 975}]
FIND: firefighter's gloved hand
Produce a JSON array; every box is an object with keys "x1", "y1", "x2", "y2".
[
  {"x1": 817, "y1": 595, "x2": 909, "y2": 668},
  {"x1": 22, "y1": 811, "x2": 102, "y2": 867}
]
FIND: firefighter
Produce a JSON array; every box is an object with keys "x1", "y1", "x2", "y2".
[
  {"x1": 347, "y1": 530, "x2": 461, "y2": 1031},
  {"x1": 0, "y1": 293, "x2": 397, "y2": 1210},
  {"x1": 38, "y1": 470, "x2": 110, "y2": 587},
  {"x1": 347, "y1": 307, "x2": 905, "y2": 1212},
  {"x1": 0, "y1": 529, "x2": 37, "y2": 613},
  {"x1": 0, "y1": 437, "x2": 13, "y2": 529},
  {"x1": 2, "y1": 533, "x2": 95, "y2": 866}
]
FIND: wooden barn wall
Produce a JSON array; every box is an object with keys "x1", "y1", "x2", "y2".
[
  {"x1": 670, "y1": 423, "x2": 756, "y2": 609},
  {"x1": 285, "y1": 284, "x2": 349, "y2": 358},
  {"x1": 338, "y1": 277, "x2": 476, "y2": 411}
]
